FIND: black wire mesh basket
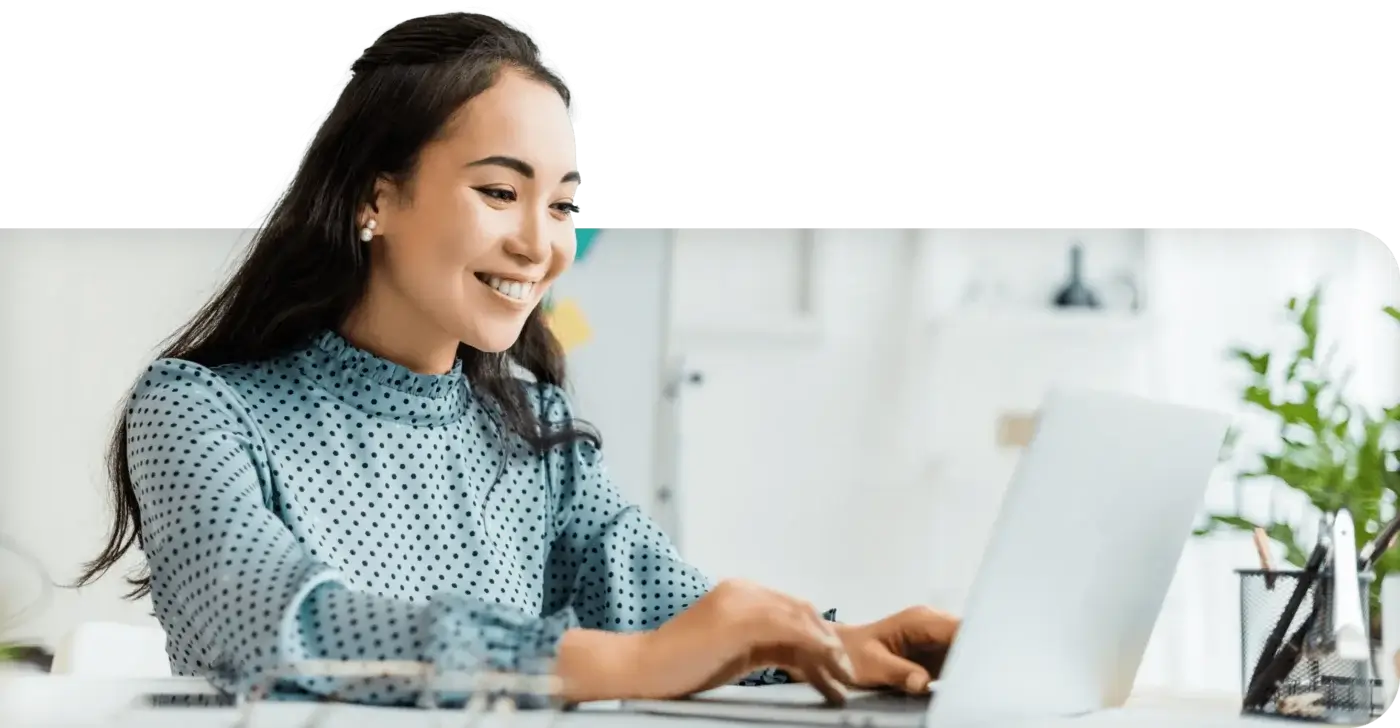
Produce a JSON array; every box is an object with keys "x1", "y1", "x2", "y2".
[{"x1": 1238, "y1": 568, "x2": 1383, "y2": 723}]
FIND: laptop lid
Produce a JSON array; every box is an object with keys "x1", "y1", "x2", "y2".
[{"x1": 926, "y1": 388, "x2": 1231, "y2": 726}]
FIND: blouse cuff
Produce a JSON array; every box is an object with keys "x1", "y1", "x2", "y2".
[{"x1": 428, "y1": 596, "x2": 579, "y2": 676}]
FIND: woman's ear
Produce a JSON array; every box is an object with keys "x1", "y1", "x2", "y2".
[{"x1": 359, "y1": 177, "x2": 395, "y2": 238}]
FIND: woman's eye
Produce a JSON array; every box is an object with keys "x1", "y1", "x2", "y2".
[
  {"x1": 476, "y1": 187, "x2": 516, "y2": 202},
  {"x1": 552, "y1": 202, "x2": 580, "y2": 215}
]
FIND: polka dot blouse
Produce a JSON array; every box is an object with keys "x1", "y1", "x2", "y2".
[{"x1": 125, "y1": 330, "x2": 773, "y2": 703}]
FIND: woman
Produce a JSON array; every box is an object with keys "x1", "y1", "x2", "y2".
[{"x1": 76, "y1": 12, "x2": 958, "y2": 706}]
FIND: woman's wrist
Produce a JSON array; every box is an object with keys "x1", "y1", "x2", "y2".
[{"x1": 554, "y1": 628, "x2": 653, "y2": 703}]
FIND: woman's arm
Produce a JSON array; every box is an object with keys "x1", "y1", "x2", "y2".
[
  {"x1": 127, "y1": 361, "x2": 598, "y2": 704},
  {"x1": 534, "y1": 384, "x2": 839, "y2": 685}
]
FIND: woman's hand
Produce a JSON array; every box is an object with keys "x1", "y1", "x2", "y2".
[
  {"x1": 557, "y1": 579, "x2": 855, "y2": 705},
  {"x1": 835, "y1": 606, "x2": 961, "y2": 694}
]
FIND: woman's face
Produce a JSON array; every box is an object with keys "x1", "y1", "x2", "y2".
[{"x1": 362, "y1": 68, "x2": 579, "y2": 356}]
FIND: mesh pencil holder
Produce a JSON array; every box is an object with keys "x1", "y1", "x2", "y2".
[{"x1": 1238, "y1": 568, "x2": 1383, "y2": 723}]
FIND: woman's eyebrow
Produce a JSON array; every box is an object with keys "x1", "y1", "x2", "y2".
[{"x1": 467, "y1": 155, "x2": 581, "y2": 184}]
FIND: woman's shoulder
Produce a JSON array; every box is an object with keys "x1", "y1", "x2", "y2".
[
  {"x1": 133, "y1": 357, "x2": 224, "y2": 390},
  {"x1": 127, "y1": 357, "x2": 258, "y2": 416}
]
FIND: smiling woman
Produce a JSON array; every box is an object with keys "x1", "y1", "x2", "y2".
[
  {"x1": 71, "y1": 11, "x2": 958, "y2": 709},
  {"x1": 343, "y1": 72, "x2": 583, "y2": 364}
]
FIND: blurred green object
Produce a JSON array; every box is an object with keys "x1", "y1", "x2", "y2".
[
  {"x1": 576, "y1": 228, "x2": 599, "y2": 262},
  {"x1": 1195, "y1": 287, "x2": 1400, "y2": 630}
]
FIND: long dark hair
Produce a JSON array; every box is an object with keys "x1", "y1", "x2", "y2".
[{"x1": 76, "y1": 12, "x2": 596, "y2": 599}]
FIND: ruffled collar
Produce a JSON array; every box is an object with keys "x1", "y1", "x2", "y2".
[{"x1": 288, "y1": 330, "x2": 472, "y2": 425}]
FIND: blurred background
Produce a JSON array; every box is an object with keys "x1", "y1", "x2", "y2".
[{"x1": 0, "y1": 228, "x2": 1397, "y2": 694}]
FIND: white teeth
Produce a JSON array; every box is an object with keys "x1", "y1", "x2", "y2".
[{"x1": 485, "y1": 275, "x2": 534, "y2": 301}]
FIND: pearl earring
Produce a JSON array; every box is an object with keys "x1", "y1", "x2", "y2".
[{"x1": 359, "y1": 219, "x2": 377, "y2": 242}]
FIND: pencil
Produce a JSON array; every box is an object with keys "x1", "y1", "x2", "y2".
[{"x1": 1253, "y1": 527, "x2": 1276, "y2": 589}]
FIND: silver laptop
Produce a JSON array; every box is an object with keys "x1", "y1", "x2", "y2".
[{"x1": 623, "y1": 387, "x2": 1232, "y2": 727}]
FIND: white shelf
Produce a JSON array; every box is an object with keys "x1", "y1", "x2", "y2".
[{"x1": 927, "y1": 308, "x2": 1152, "y2": 338}]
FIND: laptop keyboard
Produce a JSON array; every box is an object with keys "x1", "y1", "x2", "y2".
[{"x1": 843, "y1": 690, "x2": 932, "y2": 713}]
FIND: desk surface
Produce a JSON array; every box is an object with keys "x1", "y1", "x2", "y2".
[{"x1": 0, "y1": 675, "x2": 1380, "y2": 728}]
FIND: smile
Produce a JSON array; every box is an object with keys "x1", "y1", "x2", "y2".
[{"x1": 474, "y1": 272, "x2": 536, "y2": 302}]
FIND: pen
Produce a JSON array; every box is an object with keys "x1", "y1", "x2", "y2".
[
  {"x1": 1243, "y1": 603, "x2": 1321, "y2": 709},
  {"x1": 1253, "y1": 527, "x2": 1276, "y2": 590},
  {"x1": 1359, "y1": 509, "x2": 1400, "y2": 572},
  {"x1": 1245, "y1": 538, "x2": 1330, "y2": 697}
]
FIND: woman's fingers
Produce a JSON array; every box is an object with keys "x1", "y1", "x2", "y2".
[
  {"x1": 744, "y1": 601, "x2": 856, "y2": 704},
  {"x1": 699, "y1": 581, "x2": 862, "y2": 705},
  {"x1": 792, "y1": 663, "x2": 849, "y2": 706},
  {"x1": 781, "y1": 603, "x2": 856, "y2": 702},
  {"x1": 892, "y1": 605, "x2": 960, "y2": 645},
  {"x1": 883, "y1": 606, "x2": 958, "y2": 676},
  {"x1": 796, "y1": 602, "x2": 854, "y2": 686},
  {"x1": 860, "y1": 647, "x2": 933, "y2": 694}
]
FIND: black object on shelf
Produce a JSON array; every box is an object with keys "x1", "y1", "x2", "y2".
[{"x1": 1052, "y1": 244, "x2": 1101, "y2": 309}]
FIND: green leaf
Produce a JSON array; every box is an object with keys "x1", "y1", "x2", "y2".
[
  {"x1": 1207, "y1": 514, "x2": 1260, "y2": 531},
  {"x1": 1244, "y1": 385, "x2": 1275, "y2": 412},
  {"x1": 1384, "y1": 305, "x2": 1400, "y2": 324},
  {"x1": 1331, "y1": 405, "x2": 1353, "y2": 437},
  {"x1": 1229, "y1": 347, "x2": 1270, "y2": 377},
  {"x1": 1284, "y1": 347, "x2": 1308, "y2": 383},
  {"x1": 1275, "y1": 402, "x2": 1321, "y2": 431},
  {"x1": 1299, "y1": 289, "x2": 1321, "y2": 356},
  {"x1": 1218, "y1": 426, "x2": 1242, "y2": 461}
]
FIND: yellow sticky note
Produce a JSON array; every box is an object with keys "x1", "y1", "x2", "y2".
[{"x1": 546, "y1": 298, "x2": 593, "y2": 353}]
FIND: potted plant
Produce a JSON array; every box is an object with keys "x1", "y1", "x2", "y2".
[{"x1": 1195, "y1": 286, "x2": 1400, "y2": 639}]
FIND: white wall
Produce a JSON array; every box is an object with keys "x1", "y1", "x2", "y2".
[{"x1": 668, "y1": 230, "x2": 932, "y2": 618}]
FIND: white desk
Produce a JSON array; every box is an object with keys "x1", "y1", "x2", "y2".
[
  {"x1": 0, "y1": 675, "x2": 1378, "y2": 728},
  {"x1": 97, "y1": 703, "x2": 1313, "y2": 728}
]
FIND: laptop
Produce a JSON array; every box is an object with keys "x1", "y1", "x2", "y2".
[{"x1": 623, "y1": 387, "x2": 1232, "y2": 727}]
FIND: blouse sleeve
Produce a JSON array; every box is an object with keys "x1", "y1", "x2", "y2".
[
  {"x1": 534, "y1": 384, "x2": 712, "y2": 630},
  {"x1": 535, "y1": 384, "x2": 836, "y2": 686},
  {"x1": 128, "y1": 360, "x2": 575, "y2": 705}
]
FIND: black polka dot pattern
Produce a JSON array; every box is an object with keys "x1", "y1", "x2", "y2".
[{"x1": 126, "y1": 330, "x2": 713, "y2": 703}]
